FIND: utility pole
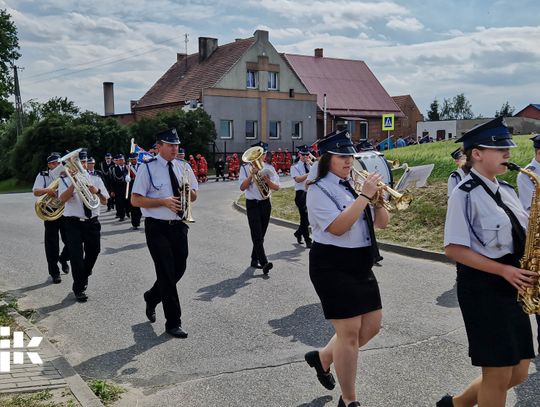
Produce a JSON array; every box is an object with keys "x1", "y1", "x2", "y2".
[
  {"x1": 12, "y1": 64, "x2": 23, "y2": 137},
  {"x1": 184, "y1": 33, "x2": 189, "y2": 72}
]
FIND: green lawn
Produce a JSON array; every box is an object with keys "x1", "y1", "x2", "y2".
[
  {"x1": 0, "y1": 177, "x2": 32, "y2": 193},
  {"x1": 239, "y1": 135, "x2": 536, "y2": 253}
]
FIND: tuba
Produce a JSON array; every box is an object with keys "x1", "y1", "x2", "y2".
[
  {"x1": 60, "y1": 149, "x2": 100, "y2": 210},
  {"x1": 35, "y1": 178, "x2": 64, "y2": 221},
  {"x1": 504, "y1": 162, "x2": 540, "y2": 314},
  {"x1": 351, "y1": 159, "x2": 413, "y2": 211},
  {"x1": 242, "y1": 146, "x2": 271, "y2": 199}
]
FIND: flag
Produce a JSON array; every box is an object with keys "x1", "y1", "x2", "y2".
[{"x1": 134, "y1": 145, "x2": 153, "y2": 163}]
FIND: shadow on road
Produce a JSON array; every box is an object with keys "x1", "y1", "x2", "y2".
[
  {"x1": 195, "y1": 267, "x2": 264, "y2": 302},
  {"x1": 35, "y1": 294, "x2": 77, "y2": 319},
  {"x1": 436, "y1": 281, "x2": 459, "y2": 308},
  {"x1": 268, "y1": 303, "x2": 334, "y2": 348},
  {"x1": 73, "y1": 322, "x2": 171, "y2": 380},
  {"x1": 268, "y1": 246, "x2": 305, "y2": 263},
  {"x1": 514, "y1": 356, "x2": 540, "y2": 406},
  {"x1": 297, "y1": 395, "x2": 333, "y2": 407},
  {"x1": 8, "y1": 280, "x2": 51, "y2": 297},
  {"x1": 102, "y1": 243, "x2": 147, "y2": 255}
]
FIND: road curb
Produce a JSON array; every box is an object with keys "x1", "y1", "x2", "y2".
[
  {"x1": 1, "y1": 300, "x2": 104, "y2": 407},
  {"x1": 232, "y1": 200, "x2": 452, "y2": 265}
]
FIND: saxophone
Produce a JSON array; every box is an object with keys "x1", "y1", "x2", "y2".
[{"x1": 504, "y1": 162, "x2": 540, "y2": 314}]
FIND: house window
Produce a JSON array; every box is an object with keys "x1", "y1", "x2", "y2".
[
  {"x1": 269, "y1": 121, "x2": 281, "y2": 139},
  {"x1": 291, "y1": 121, "x2": 303, "y2": 139},
  {"x1": 360, "y1": 121, "x2": 368, "y2": 140},
  {"x1": 268, "y1": 72, "x2": 279, "y2": 90},
  {"x1": 246, "y1": 70, "x2": 258, "y2": 89},
  {"x1": 245, "y1": 120, "x2": 258, "y2": 140},
  {"x1": 220, "y1": 120, "x2": 233, "y2": 139}
]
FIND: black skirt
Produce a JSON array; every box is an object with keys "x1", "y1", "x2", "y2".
[
  {"x1": 457, "y1": 253, "x2": 535, "y2": 367},
  {"x1": 309, "y1": 242, "x2": 382, "y2": 320}
]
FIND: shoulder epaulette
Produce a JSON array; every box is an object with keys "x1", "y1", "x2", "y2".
[
  {"x1": 144, "y1": 157, "x2": 157, "y2": 164},
  {"x1": 499, "y1": 180, "x2": 515, "y2": 190},
  {"x1": 458, "y1": 177, "x2": 479, "y2": 192},
  {"x1": 40, "y1": 170, "x2": 49, "y2": 176},
  {"x1": 526, "y1": 165, "x2": 536, "y2": 171},
  {"x1": 450, "y1": 170, "x2": 461, "y2": 179}
]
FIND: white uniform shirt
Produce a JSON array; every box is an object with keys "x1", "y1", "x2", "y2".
[
  {"x1": 239, "y1": 163, "x2": 280, "y2": 200},
  {"x1": 444, "y1": 168, "x2": 528, "y2": 258},
  {"x1": 58, "y1": 173, "x2": 109, "y2": 218},
  {"x1": 306, "y1": 160, "x2": 319, "y2": 184},
  {"x1": 131, "y1": 154, "x2": 198, "y2": 220},
  {"x1": 517, "y1": 158, "x2": 540, "y2": 212},
  {"x1": 32, "y1": 171, "x2": 54, "y2": 191},
  {"x1": 447, "y1": 167, "x2": 466, "y2": 197},
  {"x1": 307, "y1": 172, "x2": 373, "y2": 248},
  {"x1": 291, "y1": 161, "x2": 311, "y2": 191}
]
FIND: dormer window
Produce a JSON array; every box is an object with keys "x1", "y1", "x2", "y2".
[{"x1": 247, "y1": 70, "x2": 258, "y2": 89}]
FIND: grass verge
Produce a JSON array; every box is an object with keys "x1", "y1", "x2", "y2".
[
  {"x1": 0, "y1": 177, "x2": 32, "y2": 194},
  {"x1": 0, "y1": 389, "x2": 78, "y2": 407},
  {"x1": 87, "y1": 379, "x2": 125, "y2": 406}
]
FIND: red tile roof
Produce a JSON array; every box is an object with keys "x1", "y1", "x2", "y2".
[
  {"x1": 283, "y1": 54, "x2": 403, "y2": 118},
  {"x1": 135, "y1": 37, "x2": 256, "y2": 109}
]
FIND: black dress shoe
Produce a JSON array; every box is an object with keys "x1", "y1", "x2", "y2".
[
  {"x1": 52, "y1": 275, "x2": 62, "y2": 284},
  {"x1": 337, "y1": 397, "x2": 361, "y2": 407},
  {"x1": 294, "y1": 230, "x2": 303, "y2": 244},
  {"x1": 250, "y1": 261, "x2": 263, "y2": 269},
  {"x1": 436, "y1": 394, "x2": 454, "y2": 407},
  {"x1": 304, "y1": 350, "x2": 336, "y2": 390},
  {"x1": 166, "y1": 326, "x2": 188, "y2": 338},
  {"x1": 60, "y1": 261, "x2": 70, "y2": 274},
  {"x1": 74, "y1": 291, "x2": 88, "y2": 302},
  {"x1": 262, "y1": 262, "x2": 273, "y2": 275},
  {"x1": 143, "y1": 293, "x2": 156, "y2": 323}
]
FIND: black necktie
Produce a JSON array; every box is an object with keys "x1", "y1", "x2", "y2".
[
  {"x1": 304, "y1": 163, "x2": 310, "y2": 174},
  {"x1": 470, "y1": 173, "x2": 525, "y2": 258},
  {"x1": 339, "y1": 180, "x2": 382, "y2": 262},
  {"x1": 167, "y1": 161, "x2": 183, "y2": 217}
]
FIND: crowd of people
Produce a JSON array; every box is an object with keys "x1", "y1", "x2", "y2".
[{"x1": 30, "y1": 117, "x2": 540, "y2": 406}]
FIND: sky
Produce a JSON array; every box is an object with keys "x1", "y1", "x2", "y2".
[{"x1": 5, "y1": 0, "x2": 540, "y2": 118}]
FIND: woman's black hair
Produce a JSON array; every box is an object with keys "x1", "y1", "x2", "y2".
[{"x1": 307, "y1": 153, "x2": 333, "y2": 185}]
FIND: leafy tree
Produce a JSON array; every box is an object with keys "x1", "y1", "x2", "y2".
[
  {"x1": 495, "y1": 101, "x2": 515, "y2": 118},
  {"x1": 0, "y1": 9, "x2": 21, "y2": 121},
  {"x1": 452, "y1": 93, "x2": 473, "y2": 119},
  {"x1": 427, "y1": 99, "x2": 440, "y2": 121},
  {"x1": 440, "y1": 98, "x2": 454, "y2": 120}
]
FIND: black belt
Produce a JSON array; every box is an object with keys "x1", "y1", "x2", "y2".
[
  {"x1": 66, "y1": 216, "x2": 98, "y2": 223},
  {"x1": 146, "y1": 217, "x2": 184, "y2": 225}
]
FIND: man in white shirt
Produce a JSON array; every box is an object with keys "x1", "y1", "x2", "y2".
[{"x1": 290, "y1": 145, "x2": 312, "y2": 247}]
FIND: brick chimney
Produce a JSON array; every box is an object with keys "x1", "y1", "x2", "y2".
[
  {"x1": 198, "y1": 37, "x2": 218, "y2": 62},
  {"x1": 315, "y1": 48, "x2": 323, "y2": 58},
  {"x1": 254, "y1": 30, "x2": 269, "y2": 43},
  {"x1": 177, "y1": 53, "x2": 187, "y2": 62}
]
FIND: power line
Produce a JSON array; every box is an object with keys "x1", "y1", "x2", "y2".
[{"x1": 23, "y1": 34, "x2": 183, "y2": 83}]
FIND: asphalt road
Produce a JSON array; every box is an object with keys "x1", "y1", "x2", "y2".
[{"x1": 0, "y1": 179, "x2": 538, "y2": 407}]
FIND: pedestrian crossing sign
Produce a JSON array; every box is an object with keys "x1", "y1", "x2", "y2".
[{"x1": 382, "y1": 114, "x2": 395, "y2": 131}]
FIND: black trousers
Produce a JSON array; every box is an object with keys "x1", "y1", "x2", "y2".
[
  {"x1": 294, "y1": 190, "x2": 310, "y2": 240},
  {"x1": 64, "y1": 217, "x2": 101, "y2": 294},
  {"x1": 144, "y1": 218, "x2": 189, "y2": 330},
  {"x1": 114, "y1": 187, "x2": 127, "y2": 219},
  {"x1": 246, "y1": 198, "x2": 271, "y2": 265},
  {"x1": 44, "y1": 217, "x2": 69, "y2": 277},
  {"x1": 131, "y1": 207, "x2": 142, "y2": 227},
  {"x1": 216, "y1": 169, "x2": 225, "y2": 180}
]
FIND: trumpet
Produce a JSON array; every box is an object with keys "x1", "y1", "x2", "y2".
[
  {"x1": 351, "y1": 160, "x2": 413, "y2": 211},
  {"x1": 60, "y1": 149, "x2": 100, "y2": 210},
  {"x1": 386, "y1": 159, "x2": 400, "y2": 169},
  {"x1": 35, "y1": 178, "x2": 64, "y2": 221},
  {"x1": 179, "y1": 160, "x2": 195, "y2": 223}
]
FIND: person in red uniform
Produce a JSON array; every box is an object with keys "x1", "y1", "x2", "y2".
[
  {"x1": 197, "y1": 154, "x2": 208, "y2": 183},
  {"x1": 226, "y1": 155, "x2": 234, "y2": 180},
  {"x1": 271, "y1": 151, "x2": 279, "y2": 172},
  {"x1": 284, "y1": 149, "x2": 292, "y2": 175},
  {"x1": 189, "y1": 154, "x2": 199, "y2": 180},
  {"x1": 230, "y1": 153, "x2": 240, "y2": 180}
]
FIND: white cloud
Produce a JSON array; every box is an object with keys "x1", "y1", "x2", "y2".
[{"x1": 386, "y1": 17, "x2": 424, "y2": 32}]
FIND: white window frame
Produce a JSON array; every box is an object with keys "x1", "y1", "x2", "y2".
[
  {"x1": 245, "y1": 120, "x2": 258, "y2": 140},
  {"x1": 268, "y1": 71, "x2": 279, "y2": 90},
  {"x1": 269, "y1": 121, "x2": 281, "y2": 140},
  {"x1": 291, "y1": 121, "x2": 303, "y2": 140},
  {"x1": 219, "y1": 119, "x2": 233, "y2": 140},
  {"x1": 246, "y1": 70, "x2": 258, "y2": 89}
]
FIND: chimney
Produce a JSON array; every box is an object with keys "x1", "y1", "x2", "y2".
[
  {"x1": 198, "y1": 37, "x2": 218, "y2": 62},
  {"x1": 254, "y1": 30, "x2": 269, "y2": 43},
  {"x1": 177, "y1": 53, "x2": 187, "y2": 62},
  {"x1": 103, "y1": 82, "x2": 114, "y2": 116},
  {"x1": 315, "y1": 48, "x2": 323, "y2": 58}
]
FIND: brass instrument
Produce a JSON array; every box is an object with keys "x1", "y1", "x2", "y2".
[
  {"x1": 504, "y1": 162, "x2": 540, "y2": 314},
  {"x1": 351, "y1": 159, "x2": 413, "y2": 211},
  {"x1": 179, "y1": 160, "x2": 195, "y2": 223},
  {"x1": 242, "y1": 146, "x2": 271, "y2": 199},
  {"x1": 35, "y1": 178, "x2": 64, "y2": 221},
  {"x1": 306, "y1": 152, "x2": 317, "y2": 166},
  {"x1": 60, "y1": 149, "x2": 100, "y2": 210},
  {"x1": 387, "y1": 159, "x2": 400, "y2": 169}
]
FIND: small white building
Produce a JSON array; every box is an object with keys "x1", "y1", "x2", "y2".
[{"x1": 416, "y1": 120, "x2": 457, "y2": 142}]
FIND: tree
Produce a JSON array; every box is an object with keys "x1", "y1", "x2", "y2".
[
  {"x1": 452, "y1": 93, "x2": 473, "y2": 119},
  {"x1": 495, "y1": 101, "x2": 515, "y2": 118},
  {"x1": 0, "y1": 9, "x2": 21, "y2": 121},
  {"x1": 427, "y1": 99, "x2": 440, "y2": 121},
  {"x1": 440, "y1": 98, "x2": 454, "y2": 120}
]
